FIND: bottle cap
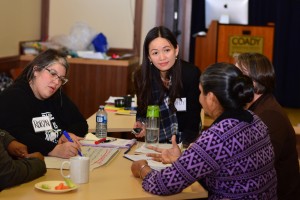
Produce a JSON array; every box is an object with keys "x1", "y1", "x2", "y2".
[{"x1": 146, "y1": 105, "x2": 160, "y2": 118}]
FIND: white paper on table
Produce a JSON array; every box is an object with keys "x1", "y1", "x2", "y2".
[
  {"x1": 124, "y1": 154, "x2": 171, "y2": 171},
  {"x1": 84, "y1": 132, "x2": 100, "y2": 140},
  {"x1": 83, "y1": 147, "x2": 119, "y2": 170},
  {"x1": 134, "y1": 143, "x2": 182, "y2": 154}
]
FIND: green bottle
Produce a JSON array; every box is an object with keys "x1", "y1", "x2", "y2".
[{"x1": 145, "y1": 105, "x2": 160, "y2": 145}]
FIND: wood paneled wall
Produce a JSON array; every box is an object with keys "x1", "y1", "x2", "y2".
[{"x1": 0, "y1": 56, "x2": 20, "y2": 74}]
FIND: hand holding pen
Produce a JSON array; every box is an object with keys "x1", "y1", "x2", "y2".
[
  {"x1": 48, "y1": 139, "x2": 82, "y2": 158},
  {"x1": 63, "y1": 131, "x2": 83, "y2": 156}
]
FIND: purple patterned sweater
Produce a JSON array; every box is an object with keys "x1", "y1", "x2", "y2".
[{"x1": 142, "y1": 110, "x2": 277, "y2": 200}]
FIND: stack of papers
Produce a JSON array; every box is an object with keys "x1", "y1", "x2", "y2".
[
  {"x1": 104, "y1": 105, "x2": 122, "y2": 112},
  {"x1": 115, "y1": 109, "x2": 136, "y2": 116}
]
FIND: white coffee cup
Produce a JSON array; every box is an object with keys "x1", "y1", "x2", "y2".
[{"x1": 60, "y1": 156, "x2": 90, "y2": 184}]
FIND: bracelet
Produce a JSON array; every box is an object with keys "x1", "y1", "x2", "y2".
[{"x1": 139, "y1": 164, "x2": 149, "y2": 179}]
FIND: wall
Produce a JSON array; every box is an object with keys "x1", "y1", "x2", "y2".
[
  {"x1": 140, "y1": 0, "x2": 158, "y2": 62},
  {"x1": 0, "y1": 0, "x2": 158, "y2": 60},
  {"x1": 49, "y1": 0, "x2": 158, "y2": 56},
  {"x1": 0, "y1": 0, "x2": 41, "y2": 57},
  {"x1": 49, "y1": 0, "x2": 135, "y2": 49}
]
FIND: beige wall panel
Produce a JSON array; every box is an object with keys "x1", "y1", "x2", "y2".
[
  {"x1": 140, "y1": 0, "x2": 158, "y2": 62},
  {"x1": 0, "y1": 0, "x2": 41, "y2": 57},
  {"x1": 49, "y1": 0, "x2": 135, "y2": 49},
  {"x1": 0, "y1": 0, "x2": 158, "y2": 59}
]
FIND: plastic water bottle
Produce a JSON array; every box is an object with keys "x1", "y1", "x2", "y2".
[
  {"x1": 145, "y1": 105, "x2": 160, "y2": 145},
  {"x1": 95, "y1": 105, "x2": 107, "y2": 138}
]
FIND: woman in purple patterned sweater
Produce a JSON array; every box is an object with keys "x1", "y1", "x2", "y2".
[{"x1": 131, "y1": 62, "x2": 277, "y2": 199}]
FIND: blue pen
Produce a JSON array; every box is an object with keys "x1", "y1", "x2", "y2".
[{"x1": 63, "y1": 130, "x2": 82, "y2": 156}]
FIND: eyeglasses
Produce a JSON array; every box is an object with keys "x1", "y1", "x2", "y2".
[{"x1": 44, "y1": 68, "x2": 68, "y2": 85}]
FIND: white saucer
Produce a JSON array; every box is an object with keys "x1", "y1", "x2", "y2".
[{"x1": 34, "y1": 180, "x2": 78, "y2": 193}]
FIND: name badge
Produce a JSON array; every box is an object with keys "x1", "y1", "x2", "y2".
[
  {"x1": 175, "y1": 98, "x2": 186, "y2": 111},
  {"x1": 32, "y1": 116, "x2": 53, "y2": 132}
]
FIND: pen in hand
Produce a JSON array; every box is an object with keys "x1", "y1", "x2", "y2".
[{"x1": 63, "y1": 130, "x2": 83, "y2": 156}]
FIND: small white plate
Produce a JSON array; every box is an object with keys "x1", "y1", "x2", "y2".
[{"x1": 35, "y1": 180, "x2": 78, "y2": 193}]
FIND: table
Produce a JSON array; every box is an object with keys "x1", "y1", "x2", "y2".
[
  {"x1": 86, "y1": 111, "x2": 136, "y2": 133},
  {"x1": 1, "y1": 147, "x2": 208, "y2": 200},
  {"x1": 1, "y1": 117, "x2": 297, "y2": 199},
  {"x1": 1, "y1": 110, "x2": 208, "y2": 199}
]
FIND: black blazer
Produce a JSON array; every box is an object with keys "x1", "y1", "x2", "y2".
[{"x1": 177, "y1": 60, "x2": 201, "y2": 145}]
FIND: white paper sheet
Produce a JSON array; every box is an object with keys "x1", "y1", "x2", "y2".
[{"x1": 123, "y1": 154, "x2": 171, "y2": 171}]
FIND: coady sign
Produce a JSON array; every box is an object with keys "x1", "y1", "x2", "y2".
[{"x1": 228, "y1": 35, "x2": 264, "y2": 56}]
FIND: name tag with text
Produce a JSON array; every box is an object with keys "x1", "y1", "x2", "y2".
[
  {"x1": 32, "y1": 116, "x2": 52, "y2": 132},
  {"x1": 175, "y1": 98, "x2": 186, "y2": 111}
]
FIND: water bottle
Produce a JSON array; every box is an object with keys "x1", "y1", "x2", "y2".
[
  {"x1": 145, "y1": 105, "x2": 160, "y2": 146},
  {"x1": 95, "y1": 105, "x2": 107, "y2": 138}
]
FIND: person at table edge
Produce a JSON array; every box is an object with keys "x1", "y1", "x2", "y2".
[{"x1": 0, "y1": 49, "x2": 88, "y2": 158}]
